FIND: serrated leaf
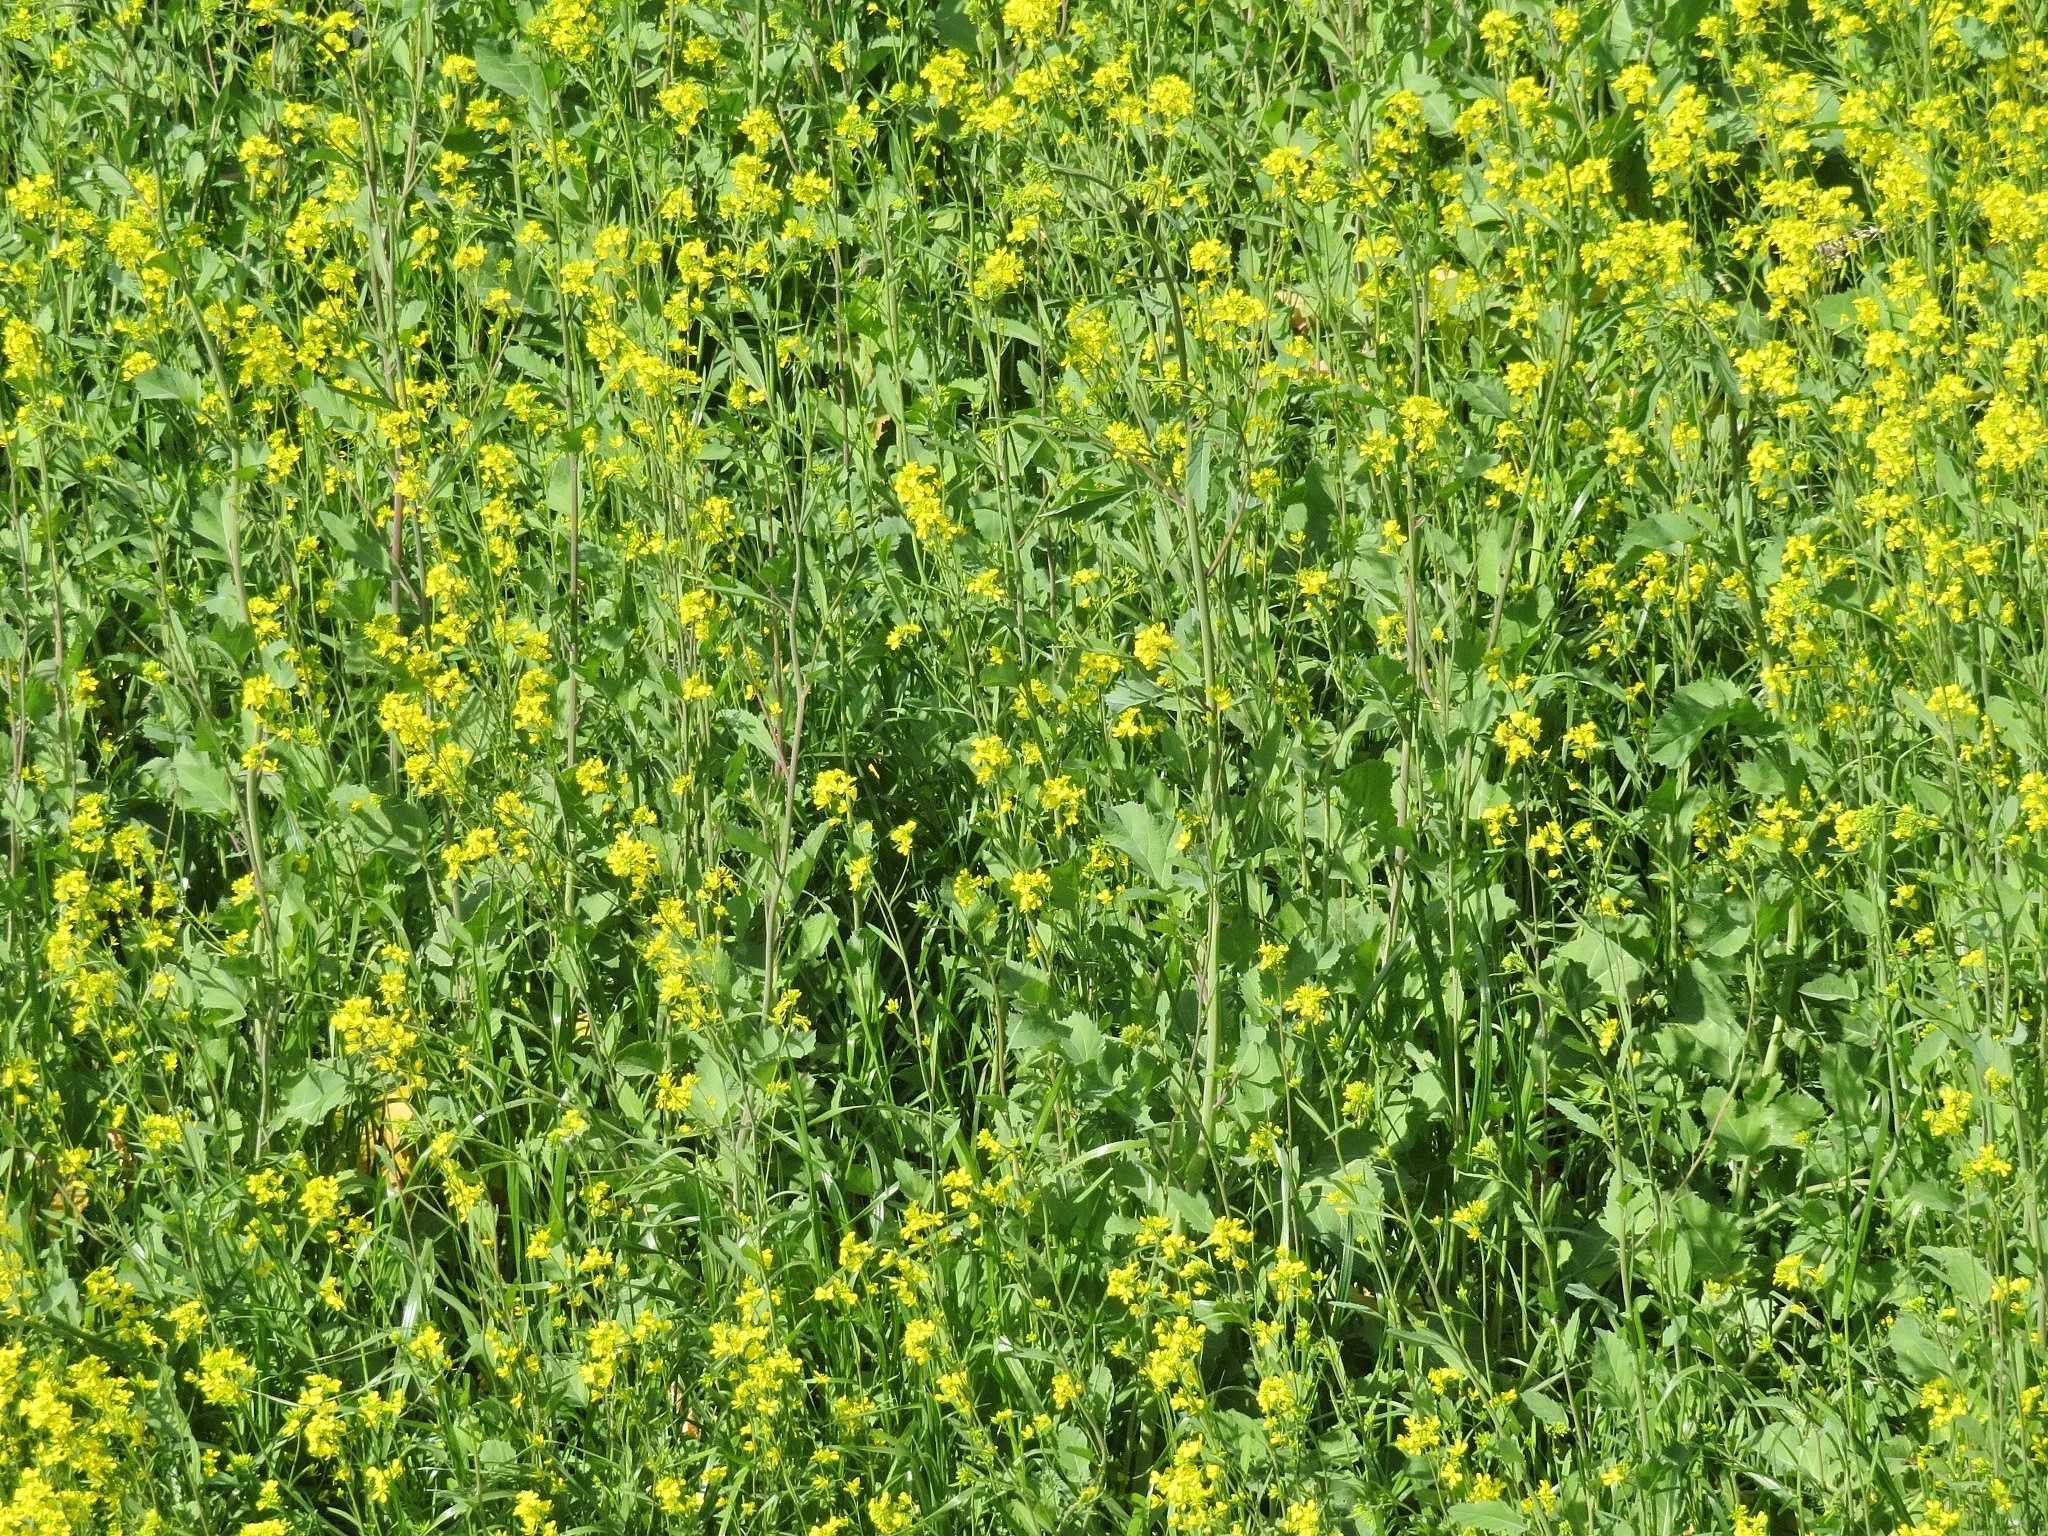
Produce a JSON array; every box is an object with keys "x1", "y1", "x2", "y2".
[
  {"x1": 135, "y1": 364, "x2": 201, "y2": 405},
  {"x1": 1520, "y1": 1388, "x2": 1568, "y2": 1427},
  {"x1": 1647, "y1": 677, "x2": 1766, "y2": 767},
  {"x1": 473, "y1": 41, "x2": 545, "y2": 102},
  {"x1": 169, "y1": 745, "x2": 236, "y2": 818},
  {"x1": 1105, "y1": 801, "x2": 1180, "y2": 888}
]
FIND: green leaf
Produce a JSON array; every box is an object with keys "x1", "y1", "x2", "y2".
[
  {"x1": 1520, "y1": 1388, "x2": 1568, "y2": 1427},
  {"x1": 1105, "y1": 801, "x2": 1181, "y2": 888},
  {"x1": 1799, "y1": 971, "x2": 1859, "y2": 1003},
  {"x1": 1448, "y1": 1502, "x2": 1527, "y2": 1533},
  {"x1": 1673, "y1": 1191, "x2": 1743, "y2": 1280},
  {"x1": 1888, "y1": 1311, "x2": 1947, "y2": 1382},
  {"x1": 1758, "y1": 1414, "x2": 1848, "y2": 1484},
  {"x1": 720, "y1": 710, "x2": 782, "y2": 764},
  {"x1": 1925, "y1": 1245, "x2": 1993, "y2": 1307},
  {"x1": 473, "y1": 41, "x2": 545, "y2": 103},
  {"x1": 332, "y1": 784, "x2": 426, "y2": 858},
  {"x1": 1336, "y1": 758, "x2": 1395, "y2": 837},
  {"x1": 134, "y1": 364, "x2": 201, "y2": 405},
  {"x1": 1558, "y1": 921, "x2": 1648, "y2": 1002},
  {"x1": 169, "y1": 745, "x2": 237, "y2": 818},
  {"x1": 278, "y1": 1065, "x2": 351, "y2": 1126},
  {"x1": 1670, "y1": 958, "x2": 1733, "y2": 1026},
  {"x1": 1647, "y1": 677, "x2": 1766, "y2": 767},
  {"x1": 1057, "y1": 1011, "x2": 1103, "y2": 1066},
  {"x1": 1305, "y1": 1160, "x2": 1384, "y2": 1236},
  {"x1": 782, "y1": 822, "x2": 830, "y2": 904}
]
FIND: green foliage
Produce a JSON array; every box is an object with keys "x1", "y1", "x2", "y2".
[{"x1": 1, "y1": 0, "x2": 2044, "y2": 1533}]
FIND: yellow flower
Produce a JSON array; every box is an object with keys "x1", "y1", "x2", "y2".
[
  {"x1": 1449, "y1": 1196, "x2": 1489, "y2": 1236},
  {"x1": 1146, "y1": 74, "x2": 1195, "y2": 125},
  {"x1": 514, "y1": 1490, "x2": 557, "y2": 1536},
  {"x1": 1282, "y1": 982, "x2": 1330, "y2": 1026},
  {"x1": 812, "y1": 768, "x2": 859, "y2": 818},
  {"x1": 1395, "y1": 1413, "x2": 1442, "y2": 1456},
  {"x1": 299, "y1": 1175, "x2": 343, "y2": 1227},
  {"x1": 968, "y1": 734, "x2": 1015, "y2": 784},
  {"x1": 1772, "y1": 1253, "x2": 1824, "y2": 1290},
  {"x1": 867, "y1": 1491, "x2": 917, "y2": 1535},
  {"x1": 1134, "y1": 623, "x2": 1175, "y2": 675},
  {"x1": 1493, "y1": 710, "x2": 1542, "y2": 766},
  {"x1": 1008, "y1": 868, "x2": 1051, "y2": 912},
  {"x1": 1039, "y1": 775, "x2": 1085, "y2": 830},
  {"x1": 1921, "y1": 1085, "x2": 1972, "y2": 1138},
  {"x1": 284, "y1": 1374, "x2": 348, "y2": 1458},
  {"x1": 1962, "y1": 1142, "x2": 2013, "y2": 1181},
  {"x1": 972, "y1": 247, "x2": 1027, "y2": 301},
  {"x1": 1001, "y1": 0, "x2": 1059, "y2": 45},
  {"x1": 1279, "y1": 1498, "x2": 1322, "y2": 1536},
  {"x1": 605, "y1": 830, "x2": 660, "y2": 896},
  {"x1": 892, "y1": 460, "x2": 959, "y2": 543},
  {"x1": 192, "y1": 1346, "x2": 255, "y2": 1407}
]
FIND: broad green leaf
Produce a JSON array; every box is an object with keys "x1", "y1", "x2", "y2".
[{"x1": 1647, "y1": 677, "x2": 1767, "y2": 766}]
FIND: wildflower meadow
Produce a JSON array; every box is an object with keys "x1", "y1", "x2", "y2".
[{"x1": 4, "y1": 0, "x2": 2047, "y2": 1531}]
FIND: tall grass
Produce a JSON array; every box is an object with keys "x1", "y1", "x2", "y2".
[{"x1": 2, "y1": 0, "x2": 2044, "y2": 1532}]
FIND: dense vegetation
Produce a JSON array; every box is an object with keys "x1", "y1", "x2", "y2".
[{"x1": 4, "y1": 0, "x2": 2047, "y2": 1531}]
